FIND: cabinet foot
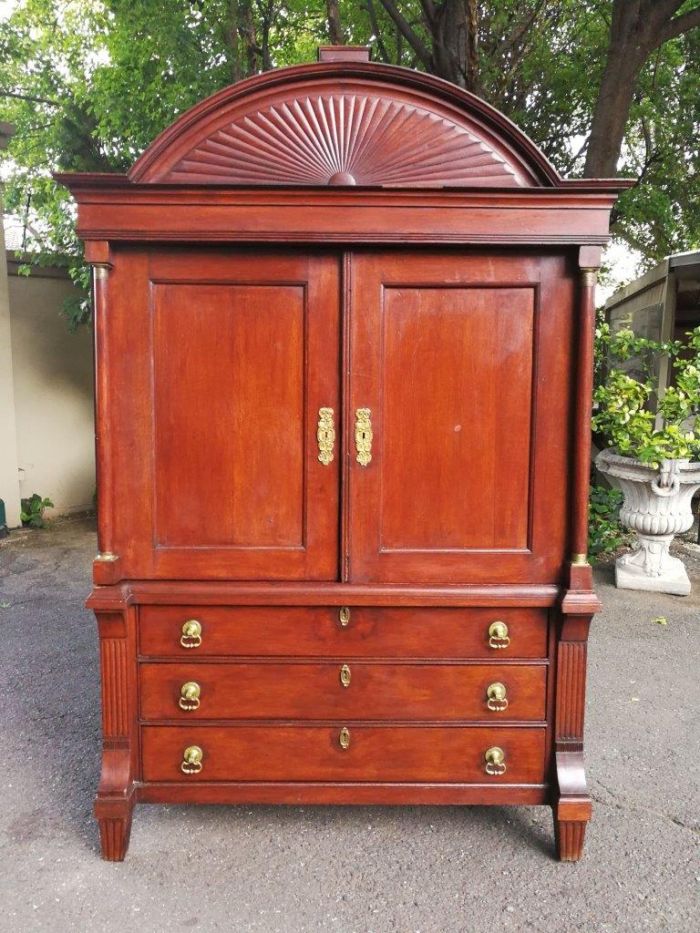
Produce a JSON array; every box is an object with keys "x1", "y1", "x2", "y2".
[
  {"x1": 554, "y1": 818, "x2": 587, "y2": 862},
  {"x1": 97, "y1": 811, "x2": 133, "y2": 861}
]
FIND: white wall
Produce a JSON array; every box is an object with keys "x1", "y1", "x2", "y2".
[
  {"x1": 5, "y1": 258, "x2": 95, "y2": 522},
  {"x1": 0, "y1": 123, "x2": 22, "y2": 527}
]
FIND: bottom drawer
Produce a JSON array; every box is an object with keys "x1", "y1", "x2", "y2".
[{"x1": 141, "y1": 725, "x2": 545, "y2": 784}]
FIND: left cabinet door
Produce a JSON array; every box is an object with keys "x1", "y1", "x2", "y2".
[{"x1": 102, "y1": 248, "x2": 341, "y2": 580}]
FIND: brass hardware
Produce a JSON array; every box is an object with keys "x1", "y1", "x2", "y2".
[
  {"x1": 488, "y1": 621, "x2": 510, "y2": 649},
  {"x1": 340, "y1": 664, "x2": 352, "y2": 688},
  {"x1": 181, "y1": 745, "x2": 203, "y2": 774},
  {"x1": 94, "y1": 551, "x2": 118, "y2": 562},
  {"x1": 93, "y1": 263, "x2": 110, "y2": 281},
  {"x1": 486, "y1": 682, "x2": 508, "y2": 712},
  {"x1": 484, "y1": 746, "x2": 507, "y2": 776},
  {"x1": 317, "y1": 407, "x2": 336, "y2": 465},
  {"x1": 355, "y1": 408, "x2": 373, "y2": 467},
  {"x1": 339, "y1": 727, "x2": 351, "y2": 749},
  {"x1": 178, "y1": 681, "x2": 201, "y2": 711},
  {"x1": 338, "y1": 606, "x2": 351, "y2": 628},
  {"x1": 180, "y1": 619, "x2": 202, "y2": 649},
  {"x1": 572, "y1": 552, "x2": 589, "y2": 566},
  {"x1": 580, "y1": 268, "x2": 598, "y2": 287}
]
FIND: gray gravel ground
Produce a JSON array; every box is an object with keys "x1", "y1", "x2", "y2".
[{"x1": 0, "y1": 515, "x2": 698, "y2": 933}]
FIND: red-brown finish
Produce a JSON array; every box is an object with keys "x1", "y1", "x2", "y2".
[
  {"x1": 138, "y1": 605, "x2": 549, "y2": 659},
  {"x1": 142, "y1": 724, "x2": 546, "y2": 784},
  {"x1": 103, "y1": 249, "x2": 340, "y2": 581},
  {"x1": 139, "y1": 661, "x2": 547, "y2": 721},
  {"x1": 318, "y1": 46, "x2": 372, "y2": 63},
  {"x1": 348, "y1": 251, "x2": 574, "y2": 584},
  {"x1": 136, "y1": 782, "x2": 548, "y2": 806},
  {"x1": 571, "y1": 251, "x2": 602, "y2": 559},
  {"x1": 127, "y1": 63, "x2": 555, "y2": 187},
  {"x1": 58, "y1": 51, "x2": 624, "y2": 860},
  {"x1": 129, "y1": 582, "x2": 560, "y2": 605},
  {"x1": 93, "y1": 606, "x2": 138, "y2": 861}
]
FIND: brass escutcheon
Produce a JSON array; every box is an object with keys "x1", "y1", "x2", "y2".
[
  {"x1": 339, "y1": 727, "x2": 351, "y2": 749},
  {"x1": 484, "y1": 746, "x2": 507, "y2": 776},
  {"x1": 488, "y1": 621, "x2": 510, "y2": 649},
  {"x1": 180, "y1": 619, "x2": 202, "y2": 649},
  {"x1": 181, "y1": 745, "x2": 204, "y2": 774},
  {"x1": 355, "y1": 408, "x2": 373, "y2": 467},
  {"x1": 340, "y1": 664, "x2": 352, "y2": 688},
  {"x1": 178, "y1": 681, "x2": 201, "y2": 711},
  {"x1": 317, "y1": 407, "x2": 336, "y2": 465},
  {"x1": 486, "y1": 682, "x2": 508, "y2": 712},
  {"x1": 338, "y1": 606, "x2": 351, "y2": 628}
]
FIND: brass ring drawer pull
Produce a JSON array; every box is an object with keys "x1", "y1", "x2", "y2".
[
  {"x1": 181, "y1": 745, "x2": 204, "y2": 774},
  {"x1": 488, "y1": 621, "x2": 510, "y2": 649},
  {"x1": 178, "y1": 681, "x2": 201, "y2": 711},
  {"x1": 484, "y1": 746, "x2": 507, "y2": 776},
  {"x1": 339, "y1": 664, "x2": 351, "y2": 688},
  {"x1": 180, "y1": 619, "x2": 202, "y2": 649},
  {"x1": 486, "y1": 682, "x2": 508, "y2": 712},
  {"x1": 317, "y1": 407, "x2": 335, "y2": 465},
  {"x1": 339, "y1": 727, "x2": 351, "y2": 749},
  {"x1": 338, "y1": 606, "x2": 351, "y2": 628}
]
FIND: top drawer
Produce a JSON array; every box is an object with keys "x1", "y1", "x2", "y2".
[{"x1": 138, "y1": 606, "x2": 548, "y2": 659}]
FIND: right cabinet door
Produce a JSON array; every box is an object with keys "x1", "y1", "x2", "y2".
[{"x1": 347, "y1": 251, "x2": 575, "y2": 584}]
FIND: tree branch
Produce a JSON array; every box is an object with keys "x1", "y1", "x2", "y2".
[
  {"x1": 0, "y1": 90, "x2": 61, "y2": 106},
  {"x1": 377, "y1": 0, "x2": 432, "y2": 67},
  {"x1": 658, "y1": 6, "x2": 700, "y2": 45},
  {"x1": 418, "y1": 0, "x2": 436, "y2": 27},
  {"x1": 365, "y1": 0, "x2": 391, "y2": 63}
]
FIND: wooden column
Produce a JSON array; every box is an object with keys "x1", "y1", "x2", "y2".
[
  {"x1": 88, "y1": 245, "x2": 122, "y2": 585},
  {"x1": 88, "y1": 589, "x2": 137, "y2": 860},
  {"x1": 553, "y1": 247, "x2": 603, "y2": 860}
]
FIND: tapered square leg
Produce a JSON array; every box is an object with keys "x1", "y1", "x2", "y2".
[
  {"x1": 97, "y1": 810, "x2": 133, "y2": 861},
  {"x1": 555, "y1": 817, "x2": 588, "y2": 862}
]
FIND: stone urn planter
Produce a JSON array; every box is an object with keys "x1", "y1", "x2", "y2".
[{"x1": 596, "y1": 449, "x2": 700, "y2": 595}]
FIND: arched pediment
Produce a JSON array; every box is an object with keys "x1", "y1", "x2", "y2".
[{"x1": 130, "y1": 62, "x2": 561, "y2": 188}]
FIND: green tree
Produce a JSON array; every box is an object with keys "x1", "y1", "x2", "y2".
[{"x1": 1, "y1": 1, "x2": 699, "y2": 328}]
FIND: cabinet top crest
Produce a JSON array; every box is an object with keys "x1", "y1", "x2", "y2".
[
  {"x1": 57, "y1": 49, "x2": 631, "y2": 250},
  {"x1": 64, "y1": 49, "x2": 628, "y2": 193},
  {"x1": 128, "y1": 55, "x2": 557, "y2": 189}
]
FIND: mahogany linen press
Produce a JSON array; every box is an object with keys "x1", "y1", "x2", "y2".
[{"x1": 59, "y1": 47, "x2": 628, "y2": 861}]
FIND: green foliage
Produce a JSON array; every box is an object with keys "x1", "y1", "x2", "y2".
[
  {"x1": 588, "y1": 483, "x2": 628, "y2": 558},
  {"x1": 20, "y1": 493, "x2": 54, "y2": 528},
  {"x1": 593, "y1": 324, "x2": 700, "y2": 466},
  {"x1": 1, "y1": 1, "x2": 699, "y2": 329}
]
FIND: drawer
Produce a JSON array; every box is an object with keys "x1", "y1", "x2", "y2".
[
  {"x1": 139, "y1": 661, "x2": 547, "y2": 721},
  {"x1": 138, "y1": 606, "x2": 548, "y2": 658},
  {"x1": 141, "y1": 725, "x2": 546, "y2": 783}
]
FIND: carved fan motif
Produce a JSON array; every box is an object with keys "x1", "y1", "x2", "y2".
[{"x1": 168, "y1": 94, "x2": 523, "y2": 187}]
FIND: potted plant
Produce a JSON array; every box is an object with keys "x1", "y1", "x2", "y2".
[{"x1": 593, "y1": 324, "x2": 700, "y2": 595}]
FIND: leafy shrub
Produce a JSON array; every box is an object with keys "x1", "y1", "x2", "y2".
[
  {"x1": 588, "y1": 483, "x2": 629, "y2": 558},
  {"x1": 593, "y1": 324, "x2": 700, "y2": 467},
  {"x1": 20, "y1": 493, "x2": 54, "y2": 528}
]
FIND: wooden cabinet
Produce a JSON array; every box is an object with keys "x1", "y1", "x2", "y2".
[{"x1": 60, "y1": 47, "x2": 626, "y2": 862}]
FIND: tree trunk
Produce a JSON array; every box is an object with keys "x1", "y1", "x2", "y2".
[
  {"x1": 430, "y1": 1, "x2": 470, "y2": 89},
  {"x1": 583, "y1": 46, "x2": 645, "y2": 177},
  {"x1": 326, "y1": 0, "x2": 344, "y2": 46},
  {"x1": 582, "y1": 0, "x2": 690, "y2": 178}
]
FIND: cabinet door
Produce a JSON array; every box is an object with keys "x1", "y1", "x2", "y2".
[
  {"x1": 347, "y1": 251, "x2": 575, "y2": 584},
  {"x1": 106, "y1": 249, "x2": 340, "y2": 580}
]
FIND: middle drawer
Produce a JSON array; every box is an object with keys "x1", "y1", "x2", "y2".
[{"x1": 139, "y1": 661, "x2": 546, "y2": 721}]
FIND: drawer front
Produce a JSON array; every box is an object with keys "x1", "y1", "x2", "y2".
[
  {"x1": 140, "y1": 662, "x2": 546, "y2": 721},
  {"x1": 142, "y1": 725, "x2": 546, "y2": 783},
  {"x1": 139, "y1": 606, "x2": 548, "y2": 658}
]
